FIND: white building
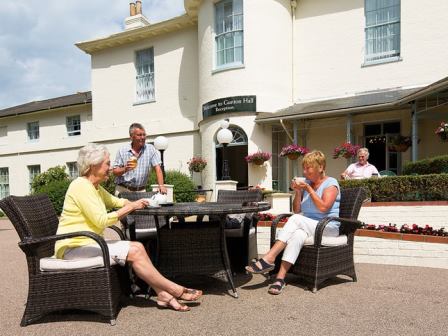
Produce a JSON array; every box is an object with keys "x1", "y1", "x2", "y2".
[{"x1": 1, "y1": 0, "x2": 448, "y2": 196}]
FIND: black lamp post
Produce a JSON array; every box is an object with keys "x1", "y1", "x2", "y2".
[
  {"x1": 217, "y1": 120, "x2": 233, "y2": 180},
  {"x1": 154, "y1": 136, "x2": 169, "y2": 181}
]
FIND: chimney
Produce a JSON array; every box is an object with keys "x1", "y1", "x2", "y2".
[
  {"x1": 129, "y1": 2, "x2": 136, "y2": 16},
  {"x1": 124, "y1": 0, "x2": 150, "y2": 30},
  {"x1": 136, "y1": 0, "x2": 142, "y2": 15}
]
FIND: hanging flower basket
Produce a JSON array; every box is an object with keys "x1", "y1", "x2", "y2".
[
  {"x1": 279, "y1": 145, "x2": 309, "y2": 160},
  {"x1": 245, "y1": 151, "x2": 271, "y2": 165},
  {"x1": 388, "y1": 135, "x2": 412, "y2": 152},
  {"x1": 435, "y1": 121, "x2": 448, "y2": 142},
  {"x1": 332, "y1": 143, "x2": 361, "y2": 159},
  {"x1": 188, "y1": 157, "x2": 207, "y2": 173}
]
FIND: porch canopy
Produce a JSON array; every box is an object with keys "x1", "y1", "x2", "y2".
[{"x1": 255, "y1": 75, "x2": 448, "y2": 162}]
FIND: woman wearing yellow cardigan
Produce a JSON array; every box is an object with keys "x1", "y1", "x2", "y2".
[{"x1": 55, "y1": 143, "x2": 201, "y2": 312}]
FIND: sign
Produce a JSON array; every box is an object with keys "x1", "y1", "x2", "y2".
[{"x1": 202, "y1": 95, "x2": 256, "y2": 118}]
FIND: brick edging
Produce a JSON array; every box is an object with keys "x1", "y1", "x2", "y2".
[{"x1": 355, "y1": 229, "x2": 448, "y2": 244}]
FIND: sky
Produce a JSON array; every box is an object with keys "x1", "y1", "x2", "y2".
[{"x1": 0, "y1": 0, "x2": 185, "y2": 109}]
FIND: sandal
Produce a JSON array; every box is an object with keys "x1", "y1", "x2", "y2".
[
  {"x1": 268, "y1": 278, "x2": 286, "y2": 295},
  {"x1": 177, "y1": 288, "x2": 203, "y2": 302},
  {"x1": 157, "y1": 296, "x2": 190, "y2": 312},
  {"x1": 245, "y1": 258, "x2": 275, "y2": 274}
]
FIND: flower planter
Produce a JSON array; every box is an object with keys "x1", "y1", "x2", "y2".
[
  {"x1": 192, "y1": 167, "x2": 204, "y2": 173},
  {"x1": 251, "y1": 158, "x2": 266, "y2": 165},
  {"x1": 287, "y1": 153, "x2": 299, "y2": 160},
  {"x1": 343, "y1": 153, "x2": 353, "y2": 159},
  {"x1": 389, "y1": 144, "x2": 409, "y2": 152}
]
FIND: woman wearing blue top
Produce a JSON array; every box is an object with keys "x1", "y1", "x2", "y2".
[{"x1": 246, "y1": 150, "x2": 340, "y2": 295}]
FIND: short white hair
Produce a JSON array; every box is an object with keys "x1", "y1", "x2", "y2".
[
  {"x1": 77, "y1": 143, "x2": 109, "y2": 176},
  {"x1": 357, "y1": 147, "x2": 370, "y2": 159}
]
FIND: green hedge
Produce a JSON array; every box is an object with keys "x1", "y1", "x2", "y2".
[
  {"x1": 340, "y1": 174, "x2": 448, "y2": 202},
  {"x1": 402, "y1": 155, "x2": 448, "y2": 175},
  {"x1": 147, "y1": 170, "x2": 196, "y2": 203},
  {"x1": 33, "y1": 179, "x2": 72, "y2": 215}
]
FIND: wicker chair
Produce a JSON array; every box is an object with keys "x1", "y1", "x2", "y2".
[
  {"x1": 270, "y1": 187, "x2": 368, "y2": 292},
  {"x1": 217, "y1": 189, "x2": 263, "y2": 272},
  {"x1": 0, "y1": 194, "x2": 129, "y2": 326},
  {"x1": 118, "y1": 191, "x2": 160, "y2": 241}
]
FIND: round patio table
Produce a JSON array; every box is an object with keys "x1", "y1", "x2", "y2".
[{"x1": 132, "y1": 201, "x2": 270, "y2": 297}]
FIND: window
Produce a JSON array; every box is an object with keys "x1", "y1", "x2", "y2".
[
  {"x1": 27, "y1": 121, "x2": 40, "y2": 141},
  {"x1": 135, "y1": 48, "x2": 155, "y2": 102},
  {"x1": 0, "y1": 126, "x2": 7, "y2": 145},
  {"x1": 28, "y1": 165, "x2": 41, "y2": 191},
  {"x1": 66, "y1": 115, "x2": 81, "y2": 136},
  {"x1": 365, "y1": 0, "x2": 400, "y2": 64},
  {"x1": 215, "y1": 0, "x2": 244, "y2": 68},
  {"x1": 67, "y1": 162, "x2": 78, "y2": 179},
  {"x1": 0, "y1": 168, "x2": 9, "y2": 199}
]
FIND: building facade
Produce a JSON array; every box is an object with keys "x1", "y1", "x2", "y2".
[{"x1": 1, "y1": 0, "x2": 447, "y2": 196}]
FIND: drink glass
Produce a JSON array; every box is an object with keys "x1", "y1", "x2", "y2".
[{"x1": 128, "y1": 156, "x2": 137, "y2": 169}]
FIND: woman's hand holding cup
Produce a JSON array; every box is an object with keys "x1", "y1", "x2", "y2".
[{"x1": 292, "y1": 177, "x2": 307, "y2": 190}]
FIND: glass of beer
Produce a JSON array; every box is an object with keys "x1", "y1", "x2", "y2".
[{"x1": 128, "y1": 156, "x2": 138, "y2": 169}]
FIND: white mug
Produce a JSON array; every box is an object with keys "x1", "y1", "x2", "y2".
[
  {"x1": 143, "y1": 198, "x2": 159, "y2": 207},
  {"x1": 293, "y1": 176, "x2": 306, "y2": 184},
  {"x1": 151, "y1": 193, "x2": 167, "y2": 205}
]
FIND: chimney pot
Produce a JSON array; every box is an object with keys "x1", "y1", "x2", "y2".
[
  {"x1": 136, "y1": 0, "x2": 142, "y2": 15},
  {"x1": 129, "y1": 2, "x2": 136, "y2": 16}
]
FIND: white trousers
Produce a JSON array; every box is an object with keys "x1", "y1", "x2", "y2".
[{"x1": 277, "y1": 214, "x2": 339, "y2": 264}]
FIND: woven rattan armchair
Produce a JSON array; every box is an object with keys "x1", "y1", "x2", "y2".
[
  {"x1": 270, "y1": 187, "x2": 368, "y2": 292},
  {"x1": 0, "y1": 194, "x2": 129, "y2": 326},
  {"x1": 118, "y1": 191, "x2": 159, "y2": 241},
  {"x1": 217, "y1": 189, "x2": 263, "y2": 272}
]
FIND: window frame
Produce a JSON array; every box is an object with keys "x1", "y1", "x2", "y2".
[
  {"x1": 134, "y1": 47, "x2": 155, "y2": 104},
  {"x1": 28, "y1": 165, "x2": 41, "y2": 191},
  {"x1": 66, "y1": 115, "x2": 81, "y2": 137},
  {"x1": 363, "y1": 0, "x2": 401, "y2": 66},
  {"x1": 214, "y1": 0, "x2": 244, "y2": 71},
  {"x1": 27, "y1": 121, "x2": 40, "y2": 142},
  {"x1": 0, "y1": 167, "x2": 9, "y2": 199},
  {"x1": 66, "y1": 162, "x2": 79, "y2": 179}
]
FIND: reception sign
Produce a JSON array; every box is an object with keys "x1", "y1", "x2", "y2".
[{"x1": 202, "y1": 95, "x2": 256, "y2": 118}]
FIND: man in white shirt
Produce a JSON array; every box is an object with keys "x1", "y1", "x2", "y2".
[{"x1": 341, "y1": 148, "x2": 380, "y2": 179}]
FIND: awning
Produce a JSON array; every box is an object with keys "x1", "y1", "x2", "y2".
[{"x1": 255, "y1": 87, "x2": 422, "y2": 124}]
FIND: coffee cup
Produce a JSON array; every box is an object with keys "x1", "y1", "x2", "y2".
[
  {"x1": 293, "y1": 176, "x2": 306, "y2": 184},
  {"x1": 151, "y1": 193, "x2": 167, "y2": 205},
  {"x1": 143, "y1": 198, "x2": 159, "y2": 207}
]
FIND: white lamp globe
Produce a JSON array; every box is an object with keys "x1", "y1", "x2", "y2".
[
  {"x1": 154, "y1": 136, "x2": 169, "y2": 150},
  {"x1": 219, "y1": 119, "x2": 230, "y2": 129},
  {"x1": 217, "y1": 128, "x2": 233, "y2": 145}
]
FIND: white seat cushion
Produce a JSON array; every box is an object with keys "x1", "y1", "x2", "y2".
[
  {"x1": 40, "y1": 256, "x2": 117, "y2": 271},
  {"x1": 304, "y1": 235, "x2": 348, "y2": 246}
]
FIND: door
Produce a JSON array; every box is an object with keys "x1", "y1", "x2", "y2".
[
  {"x1": 215, "y1": 125, "x2": 248, "y2": 188},
  {"x1": 364, "y1": 122, "x2": 401, "y2": 174}
]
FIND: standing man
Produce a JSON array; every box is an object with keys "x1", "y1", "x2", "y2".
[{"x1": 113, "y1": 123, "x2": 167, "y2": 195}]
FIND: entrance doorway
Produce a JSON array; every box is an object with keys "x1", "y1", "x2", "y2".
[
  {"x1": 364, "y1": 122, "x2": 401, "y2": 174},
  {"x1": 215, "y1": 126, "x2": 248, "y2": 189}
]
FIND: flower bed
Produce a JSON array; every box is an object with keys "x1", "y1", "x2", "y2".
[{"x1": 256, "y1": 214, "x2": 447, "y2": 244}]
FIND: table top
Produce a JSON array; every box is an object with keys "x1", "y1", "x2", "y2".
[{"x1": 133, "y1": 201, "x2": 271, "y2": 216}]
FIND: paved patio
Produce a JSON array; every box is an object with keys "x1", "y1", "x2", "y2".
[{"x1": 1, "y1": 219, "x2": 447, "y2": 336}]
